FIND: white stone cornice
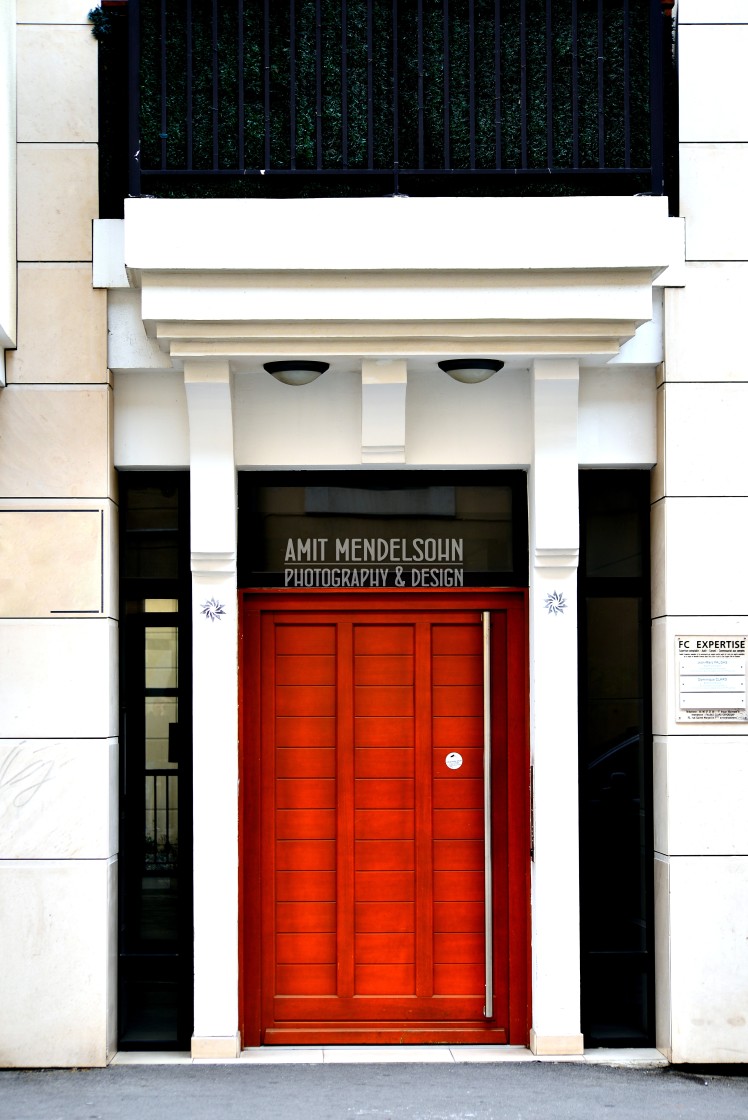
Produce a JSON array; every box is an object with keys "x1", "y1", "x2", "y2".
[
  {"x1": 102, "y1": 197, "x2": 686, "y2": 378},
  {"x1": 140, "y1": 268, "x2": 657, "y2": 327},
  {"x1": 156, "y1": 316, "x2": 643, "y2": 345},
  {"x1": 139, "y1": 268, "x2": 656, "y2": 366},
  {"x1": 123, "y1": 195, "x2": 680, "y2": 274}
]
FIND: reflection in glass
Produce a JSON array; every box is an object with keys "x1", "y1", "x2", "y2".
[
  {"x1": 124, "y1": 533, "x2": 179, "y2": 579},
  {"x1": 125, "y1": 486, "x2": 179, "y2": 531},
  {"x1": 582, "y1": 598, "x2": 646, "y2": 954},
  {"x1": 249, "y1": 484, "x2": 515, "y2": 577},
  {"x1": 584, "y1": 476, "x2": 644, "y2": 578},
  {"x1": 144, "y1": 626, "x2": 179, "y2": 885},
  {"x1": 145, "y1": 626, "x2": 179, "y2": 690},
  {"x1": 126, "y1": 598, "x2": 180, "y2": 616},
  {"x1": 145, "y1": 698, "x2": 178, "y2": 769},
  {"x1": 145, "y1": 598, "x2": 179, "y2": 613},
  {"x1": 585, "y1": 599, "x2": 642, "y2": 756},
  {"x1": 144, "y1": 772, "x2": 179, "y2": 874}
]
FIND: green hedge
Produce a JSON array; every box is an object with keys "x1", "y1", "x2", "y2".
[{"x1": 113, "y1": 0, "x2": 656, "y2": 197}]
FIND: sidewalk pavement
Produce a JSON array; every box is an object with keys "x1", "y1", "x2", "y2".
[{"x1": 2, "y1": 1057, "x2": 748, "y2": 1120}]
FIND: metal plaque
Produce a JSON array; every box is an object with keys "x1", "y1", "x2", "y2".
[{"x1": 676, "y1": 636, "x2": 748, "y2": 722}]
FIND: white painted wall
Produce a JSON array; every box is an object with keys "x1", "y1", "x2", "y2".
[
  {"x1": 114, "y1": 370, "x2": 190, "y2": 467},
  {"x1": 234, "y1": 368, "x2": 361, "y2": 468},
  {"x1": 115, "y1": 361, "x2": 657, "y2": 473},
  {"x1": 406, "y1": 368, "x2": 531, "y2": 468},
  {"x1": 578, "y1": 368, "x2": 656, "y2": 468}
]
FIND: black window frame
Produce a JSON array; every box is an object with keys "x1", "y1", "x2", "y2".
[
  {"x1": 118, "y1": 471, "x2": 194, "y2": 1050},
  {"x1": 578, "y1": 468, "x2": 654, "y2": 1048}
]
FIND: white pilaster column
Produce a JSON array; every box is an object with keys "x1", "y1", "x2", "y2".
[
  {"x1": 528, "y1": 357, "x2": 584, "y2": 1056},
  {"x1": 361, "y1": 358, "x2": 407, "y2": 463},
  {"x1": 183, "y1": 359, "x2": 240, "y2": 1059}
]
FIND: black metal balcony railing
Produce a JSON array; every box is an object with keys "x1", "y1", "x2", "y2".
[{"x1": 105, "y1": 0, "x2": 671, "y2": 202}]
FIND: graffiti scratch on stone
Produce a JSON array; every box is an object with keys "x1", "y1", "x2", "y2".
[{"x1": 0, "y1": 743, "x2": 56, "y2": 809}]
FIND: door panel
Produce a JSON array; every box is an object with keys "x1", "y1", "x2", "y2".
[{"x1": 241, "y1": 591, "x2": 529, "y2": 1046}]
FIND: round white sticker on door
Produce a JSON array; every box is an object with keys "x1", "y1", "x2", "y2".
[{"x1": 445, "y1": 752, "x2": 463, "y2": 770}]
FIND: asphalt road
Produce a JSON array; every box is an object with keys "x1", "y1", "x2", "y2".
[{"x1": 1, "y1": 1063, "x2": 748, "y2": 1120}]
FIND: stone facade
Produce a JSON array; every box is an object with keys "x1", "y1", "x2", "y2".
[{"x1": 1, "y1": 0, "x2": 747, "y2": 1067}]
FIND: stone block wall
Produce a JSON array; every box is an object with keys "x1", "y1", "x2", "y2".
[
  {"x1": 653, "y1": 0, "x2": 748, "y2": 1064},
  {"x1": 0, "y1": 0, "x2": 116, "y2": 1068}
]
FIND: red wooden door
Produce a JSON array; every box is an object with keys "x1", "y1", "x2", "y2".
[{"x1": 241, "y1": 591, "x2": 529, "y2": 1046}]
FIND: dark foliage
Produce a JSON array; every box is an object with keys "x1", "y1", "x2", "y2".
[
  {"x1": 99, "y1": 0, "x2": 665, "y2": 199},
  {"x1": 88, "y1": 5, "x2": 114, "y2": 39}
]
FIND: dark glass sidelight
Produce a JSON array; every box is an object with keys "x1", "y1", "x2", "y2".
[
  {"x1": 578, "y1": 470, "x2": 653, "y2": 1047},
  {"x1": 119, "y1": 474, "x2": 193, "y2": 1049}
]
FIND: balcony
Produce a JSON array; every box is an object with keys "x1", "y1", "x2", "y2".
[{"x1": 97, "y1": 0, "x2": 674, "y2": 210}]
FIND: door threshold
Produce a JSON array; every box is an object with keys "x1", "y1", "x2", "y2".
[{"x1": 111, "y1": 1046, "x2": 668, "y2": 1067}]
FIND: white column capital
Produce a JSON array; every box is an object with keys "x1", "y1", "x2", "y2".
[
  {"x1": 532, "y1": 357, "x2": 581, "y2": 382},
  {"x1": 183, "y1": 357, "x2": 232, "y2": 385}
]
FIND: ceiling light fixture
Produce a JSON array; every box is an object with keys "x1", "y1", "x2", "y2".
[
  {"x1": 264, "y1": 360, "x2": 329, "y2": 386},
  {"x1": 438, "y1": 358, "x2": 505, "y2": 384}
]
